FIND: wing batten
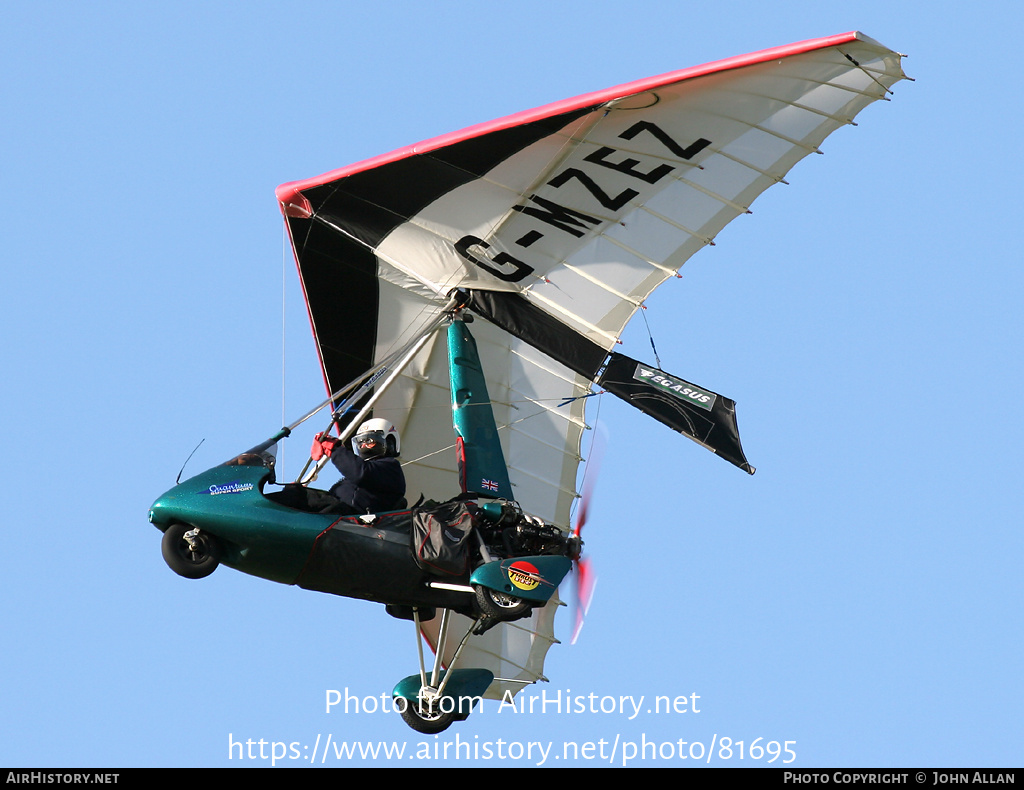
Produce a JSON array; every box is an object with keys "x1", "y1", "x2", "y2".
[
  {"x1": 560, "y1": 259, "x2": 645, "y2": 306},
  {"x1": 635, "y1": 204, "x2": 716, "y2": 251},
  {"x1": 672, "y1": 172, "x2": 757, "y2": 214},
  {"x1": 523, "y1": 290, "x2": 623, "y2": 346}
]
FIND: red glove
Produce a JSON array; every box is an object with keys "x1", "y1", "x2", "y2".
[{"x1": 310, "y1": 432, "x2": 339, "y2": 461}]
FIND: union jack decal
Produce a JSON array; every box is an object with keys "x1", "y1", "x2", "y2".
[{"x1": 481, "y1": 479, "x2": 499, "y2": 492}]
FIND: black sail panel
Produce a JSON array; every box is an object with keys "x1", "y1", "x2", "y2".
[{"x1": 598, "y1": 353, "x2": 754, "y2": 474}]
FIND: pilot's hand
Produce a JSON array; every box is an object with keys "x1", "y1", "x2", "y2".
[{"x1": 311, "y1": 432, "x2": 339, "y2": 461}]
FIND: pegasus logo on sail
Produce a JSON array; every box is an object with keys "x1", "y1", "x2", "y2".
[{"x1": 633, "y1": 364, "x2": 717, "y2": 411}]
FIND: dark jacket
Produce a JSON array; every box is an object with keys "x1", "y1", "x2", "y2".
[{"x1": 328, "y1": 444, "x2": 406, "y2": 513}]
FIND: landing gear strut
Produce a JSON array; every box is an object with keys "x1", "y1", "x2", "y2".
[{"x1": 392, "y1": 608, "x2": 493, "y2": 734}]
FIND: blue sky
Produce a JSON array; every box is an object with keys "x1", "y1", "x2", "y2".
[{"x1": 3, "y1": 0, "x2": 1021, "y2": 768}]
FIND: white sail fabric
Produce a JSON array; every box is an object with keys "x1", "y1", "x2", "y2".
[
  {"x1": 369, "y1": 32, "x2": 907, "y2": 350},
  {"x1": 280, "y1": 31, "x2": 907, "y2": 699}
]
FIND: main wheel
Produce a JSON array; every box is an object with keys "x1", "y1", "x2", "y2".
[
  {"x1": 473, "y1": 584, "x2": 531, "y2": 622},
  {"x1": 397, "y1": 697, "x2": 458, "y2": 734},
  {"x1": 161, "y1": 523, "x2": 221, "y2": 579}
]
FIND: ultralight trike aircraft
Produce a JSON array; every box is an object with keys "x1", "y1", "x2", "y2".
[{"x1": 148, "y1": 32, "x2": 907, "y2": 733}]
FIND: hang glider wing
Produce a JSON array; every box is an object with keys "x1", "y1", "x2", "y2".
[{"x1": 278, "y1": 31, "x2": 907, "y2": 695}]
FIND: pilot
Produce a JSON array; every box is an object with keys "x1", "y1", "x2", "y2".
[{"x1": 314, "y1": 418, "x2": 407, "y2": 514}]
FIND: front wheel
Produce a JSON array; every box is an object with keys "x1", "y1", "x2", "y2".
[
  {"x1": 473, "y1": 584, "x2": 531, "y2": 622},
  {"x1": 397, "y1": 697, "x2": 458, "y2": 734},
  {"x1": 161, "y1": 523, "x2": 221, "y2": 579}
]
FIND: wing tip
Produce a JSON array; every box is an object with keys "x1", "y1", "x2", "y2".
[{"x1": 275, "y1": 183, "x2": 313, "y2": 219}]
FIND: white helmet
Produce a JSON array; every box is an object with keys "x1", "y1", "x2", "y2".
[{"x1": 352, "y1": 418, "x2": 400, "y2": 459}]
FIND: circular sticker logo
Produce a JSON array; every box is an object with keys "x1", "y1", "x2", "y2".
[{"x1": 508, "y1": 561, "x2": 541, "y2": 591}]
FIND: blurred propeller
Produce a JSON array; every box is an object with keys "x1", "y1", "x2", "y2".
[{"x1": 570, "y1": 424, "x2": 606, "y2": 645}]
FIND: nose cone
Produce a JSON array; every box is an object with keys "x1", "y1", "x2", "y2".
[{"x1": 148, "y1": 482, "x2": 186, "y2": 528}]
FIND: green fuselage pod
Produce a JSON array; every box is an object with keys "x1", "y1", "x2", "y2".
[
  {"x1": 471, "y1": 555, "x2": 572, "y2": 604},
  {"x1": 447, "y1": 319, "x2": 513, "y2": 500},
  {"x1": 147, "y1": 443, "x2": 475, "y2": 613}
]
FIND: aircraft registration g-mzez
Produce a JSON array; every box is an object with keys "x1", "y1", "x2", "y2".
[{"x1": 147, "y1": 32, "x2": 908, "y2": 734}]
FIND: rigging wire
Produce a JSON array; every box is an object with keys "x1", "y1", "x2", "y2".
[
  {"x1": 280, "y1": 224, "x2": 290, "y2": 473},
  {"x1": 639, "y1": 302, "x2": 663, "y2": 369}
]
